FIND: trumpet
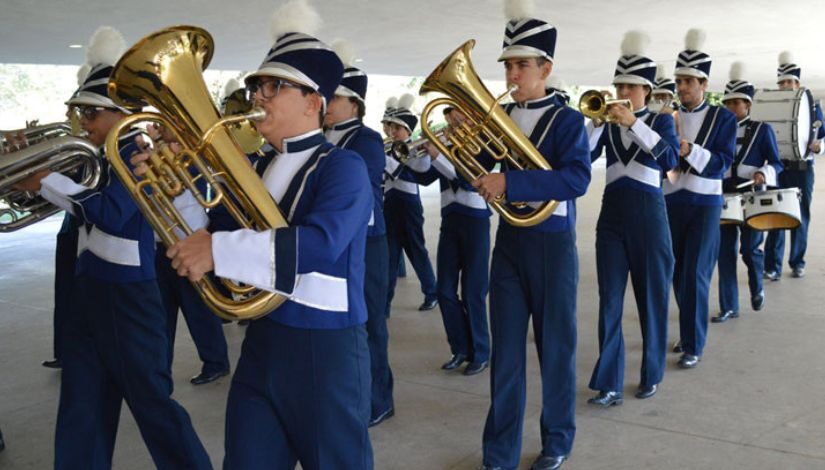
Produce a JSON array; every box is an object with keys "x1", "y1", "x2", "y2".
[
  {"x1": 579, "y1": 90, "x2": 632, "y2": 125},
  {"x1": 389, "y1": 130, "x2": 447, "y2": 164}
]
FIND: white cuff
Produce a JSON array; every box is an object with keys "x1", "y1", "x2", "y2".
[
  {"x1": 212, "y1": 229, "x2": 276, "y2": 292},
  {"x1": 757, "y1": 164, "x2": 778, "y2": 187},
  {"x1": 586, "y1": 121, "x2": 604, "y2": 151},
  {"x1": 431, "y1": 155, "x2": 457, "y2": 180},
  {"x1": 39, "y1": 173, "x2": 87, "y2": 214},
  {"x1": 685, "y1": 143, "x2": 712, "y2": 173},
  {"x1": 406, "y1": 154, "x2": 432, "y2": 173},
  {"x1": 628, "y1": 118, "x2": 662, "y2": 154}
]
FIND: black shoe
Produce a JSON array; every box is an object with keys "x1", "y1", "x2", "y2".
[
  {"x1": 368, "y1": 407, "x2": 394, "y2": 427},
  {"x1": 678, "y1": 354, "x2": 700, "y2": 369},
  {"x1": 672, "y1": 340, "x2": 684, "y2": 353},
  {"x1": 711, "y1": 310, "x2": 739, "y2": 323},
  {"x1": 463, "y1": 361, "x2": 488, "y2": 376},
  {"x1": 635, "y1": 384, "x2": 658, "y2": 399},
  {"x1": 418, "y1": 298, "x2": 438, "y2": 311},
  {"x1": 42, "y1": 358, "x2": 62, "y2": 369},
  {"x1": 531, "y1": 455, "x2": 568, "y2": 470},
  {"x1": 751, "y1": 291, "x2": 765, "y2": 311},
  {"x1": 0, "y1": 427, "x2": 5, "y2": 453},
  {"x1": 792, "y1": 267, "x2": 805, "y2": 278},
  {"x1": 190, "y1": 369, "x2": 229, "y2": 385},
  {"x1": 587, "y1": 391, "x2": 623, "y2": 407},
  {"x1": 441, "y1": 353, "x2": 467, "y2": 370},
  {"x1": 764, "y1": 270, "x2": 781, "y2": 281}
]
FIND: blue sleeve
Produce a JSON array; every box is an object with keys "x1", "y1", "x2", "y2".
[
  {"x1": 272, "y1": 151, "x2": 372, "y2": 289},
  {"x1": 69, "y1": 141, "x2": 140, "y2": 233},
  {"x1": 412, "y1": 166, "x2": 440, "y2": 186},
  {"x1": 652, "y1": 114, "x2": 679, "y2": 172},
  {"x1": 349, "y1": 130, "x2": 386, "y2": 194},
  {"x1": 761, "y1": 123, "x2": 783, "y2": 176},
  {"x1": 696, "y1": 109, "x2": 736, "y2": 177},
  {"x1": 815, "y1": 104, "x2": 825, "y2": 140},
  {"x1": 505, "y1": 109, "x2": 592, "y2": 202}
]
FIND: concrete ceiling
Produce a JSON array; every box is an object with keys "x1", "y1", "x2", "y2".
[{"x1": 2, "y1": 0, "x2": 825, "y2": 94}]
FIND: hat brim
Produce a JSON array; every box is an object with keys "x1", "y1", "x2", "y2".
[
  {"x1": 722, "y1": 93, "x2": 753, "y2": 103},
  {"x1": 498, "y1": 45, "x2": 554, "y2": 63},
  {"x1": 65, "y1": 91, "x2": 131, "y2": 113},
  {"x1": 612, "y1": 75, "x2": 653, "y2": 87},
  {"x1": 383, "y1": 117, "x2": 412, "y2": 132},
  {"x1": 674, "y1": 68, "x2": 708, "y2": 80},
  {"x1": 776, "y1": 74, "x2": 800, "y2": 84}
]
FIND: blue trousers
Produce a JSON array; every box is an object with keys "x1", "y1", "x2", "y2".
[
  {"x1": 437, "y1": 213, "x2": 490, "y2": 363},
  {"x1": 224, "y1": 320, "x2": 373, "y2": 470},
  {"x1": 55, "y1": 276, "x2": 211, "y2": 470},
  {"x1": 765, "y1": 165, "x2": 814, "y2": 272},
  {"x1": 52, "y1": 213, "x2": 78, "y2": 360},
  {"x1": 589, "y1": 189, "x2": 673, "y2": 393},
  {"x1": 667, "y1": 204, "x2": 722, "y2": 357},
  {"x1": 718, "y1": 224, "x2": 764, "y2": 313},
  {"x1": 385, "y1": 196, "x2": 437, "y2": 314},
  {"x1": 365, "y1": 235, "x2": 393, "y2": 418},
  {"x1": 155, "y1": 245, "x2": 230, "y2": 375},
  {"x1": 482, "y1": 226, "x2": 577, "y2": 469}
]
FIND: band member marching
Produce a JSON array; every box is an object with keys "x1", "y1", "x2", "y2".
[
  {"x1": 586, "y1": 30, "x2": 678, "y2": 407},
  {"x1": 664, "y1": 29, "x2": 736, "y2": 369},
  {"x1": 14, "y1": 27, "x2": 211, "y2": 469},
  {"x1": 649, "y1": 64, "x2": 678, "y2": 114},
  {"x1": 763, "y1": 51, "x2": 825, "y2": 280},
  {"x1": 164, "y1": 1, "x2": 375, "y2": 467},
  {"x1": 325, "y1": 40, "x2": 395, "y2": 427},
  {"x1": 475, "y1": 1, "x2": 591, "y2": 468},
  {"x1": 714, "y1": 62, "x2": 782, "y2": 323}
]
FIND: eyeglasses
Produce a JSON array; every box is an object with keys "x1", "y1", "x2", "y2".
[
  {"x1": 246, "y1": 78, "x2": 306, "y2": 100},
  {"x1": 71, "y1": 106, "x2": 108, "y2": 121}
]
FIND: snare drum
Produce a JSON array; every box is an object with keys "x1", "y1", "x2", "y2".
[
  {"x1": 720, "y1": 194, "x2": 744, "y2": 225},
  {"x1": 742, "y1": 188, "x2": 801, "y2": 230},
  {"x1": 750, "y1": 88, "x2": 816, "y2": 161}
]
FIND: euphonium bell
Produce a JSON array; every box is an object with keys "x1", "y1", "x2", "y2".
[
  {"x1": 419, "y1": 40, "x2": 559, "y2": 227},
  {"x1": 105, "y1": 25, "x2": 287, "y2": 321},
  {"x1": 578, "y1": 89, "x2": 632, "y2": 125},
  {"x1": 222, "y1": 88, "x2": 266, "y2": 155}
]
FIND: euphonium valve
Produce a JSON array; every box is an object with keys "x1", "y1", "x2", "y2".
[
  {"x1": 578, "y1": 89, "x2": 632, "y2": 125},
  {"x1": 105, "y1": 25, "x2": 286, "y2": 321}
]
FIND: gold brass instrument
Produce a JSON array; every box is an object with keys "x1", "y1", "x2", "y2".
[
  {"x1": 419, "y1": 39, "x2": 559, "y2": 227},
  {"x1": 105, "y1": 25, "x2": 287, "y2": 321},
  {"x1": 389, "y1": 130, "x2": 447, "y2": 165},
  {"x1": 578, "y1": 89, "x2": 632, "y2": 125},
  {"x1": 1, "y1": 122, "x2": 99, "y2": 232},
  {"x1": 222, "y1": 88, "x2": 266, "y2": 155}
]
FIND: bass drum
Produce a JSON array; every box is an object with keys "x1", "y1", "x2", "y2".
[
  {"x1": 750, "y1": 88, "x2": 816, "y2": 161},
  {"x1": 742, "y1": 188, "x2": 801, "y2": 231}
]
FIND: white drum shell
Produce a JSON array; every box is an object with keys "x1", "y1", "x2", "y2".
[
  {"x1": 743, "y1": 188, "x2": 801, "y2": 230},
  {"x1": 721, "y1": 193, "x2": 744, "y2": 225}
]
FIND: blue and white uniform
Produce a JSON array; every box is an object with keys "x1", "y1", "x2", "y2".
[{"x1": 587, "y1": 106, "x2": 678, "y2": 393}]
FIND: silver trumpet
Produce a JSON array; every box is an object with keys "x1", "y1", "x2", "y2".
[
  {"x1": 389, "y1": 129, "x2": 447, "y2": 165},
  {"x1": 1, "y1": 122, "x2": 100, "y2": 232}
]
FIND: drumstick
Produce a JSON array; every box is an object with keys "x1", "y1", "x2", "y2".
[{"x1": 736, "y1": 180, "x2": 755, "y2": 189}]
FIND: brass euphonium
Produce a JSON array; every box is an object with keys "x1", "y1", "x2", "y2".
[
  {"x1": 105, "y1": 25, "x2": 287, "y2": 321},
  {"x1": 578, "y1": 89, "x2": 631, "y2": 125},
  {"x1": 222, "y1": 88, "x2": 266, "y2": 155},
  {"x1": 419, "y1": 40, "x2": 559, "y2": 227}
]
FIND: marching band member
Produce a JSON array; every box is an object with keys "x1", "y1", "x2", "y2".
[
  {"x1": 664, "y1": 29, "x2": 736, "y2": 368},
  {"x1": 420, "y1": 107, "x2": 492, "y2": 376},
  {"x1": 383, "y1": 94, "x2": 439, "y2": 313},
  {"x1": 714, "y1": 63, "x2": 782, "y2": 323},
  {"x1": 475, "y1": 1, "x2": 591, "y2": 468},
  {"x1": 586, "y1": 31, "x2": 678, "y2": 407},
  {"x1": 382, "y1": 97, "x2": 408, "y2": 280},
  {"x1": 143, "y1": 122, "x2": 230, "y2": 385},
  {"x1": 649, "y1": 64, "x2": 677, "y2": 114},
  {"x1": 166, "y1": 0, "x2": 375, "y2": 466},
  {"x1": 14, "y1": 27, "x2": 211, "y2": 468},
  {"x1": 763, "y1": 51, "x2": 825, "y2": 280},
  {"x1": 325, "y1": 40, "x2": 395, "y2": 427}
]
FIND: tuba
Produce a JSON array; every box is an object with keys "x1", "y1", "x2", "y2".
[
  {"x1": 419, "y1": 40, "x2": 559, "y2": 227},
  {"x1": 1, "y1": 122, "x2": 99, "y2": 232},
  {"x1": 105, "y1": 25, "x2": 287, "y2": 321}
]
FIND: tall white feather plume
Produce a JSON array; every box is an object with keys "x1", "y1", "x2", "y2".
[
  {"x1": 76, "y1": 64, "x2": 92, "y2": 85},
  {"x1": 331, "y1": 39, "x2": 356, "y2": 67},
  {"x1": 397, "y1": 93, "x2": 416, "y2": 111},
  {"x1": 85, "y1": 26, "x2": 126, "y2": 66},
  {"x1": 778, "y1": 50, "x2": 794, "y2": 65},
  {"x1": 729, "y1": 61, "x2": 746, "y2": 82},
  {"x1": 620, "y1": 30, "x2": 650, "y2": 57},
  {"x1": 684, "y1": 28, "x2": 706, "y2": 51},
  {"x1": 504, "y1": 0, "x2": 535, "y2": 20},
  {"x1": 270, "y1": 0, "x2": 322, "y2": 41},
  {"x1": 385, "y1": 96, "x2": 398, "y2": 109},
  {"x1": 223, "y1": 78, "x2": 241, "y2": 97},
  {"x1": 655, "y1": 64, "x2": 668, "y2": 80}
]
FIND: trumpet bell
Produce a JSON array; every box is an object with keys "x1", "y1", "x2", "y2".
[{"x1": 579, "y1": 89, "x2": 632, "y2": 123}]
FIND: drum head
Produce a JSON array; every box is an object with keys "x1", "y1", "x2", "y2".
[
  {"x1": 796, "y1": 88, "x2": 814, "y2": 159},
  {"x1": 746, "y1": 213, "x2": 801, "y2": 231}
]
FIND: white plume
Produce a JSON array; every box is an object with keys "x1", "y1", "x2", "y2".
[
  {"x1": 223, "y1": 78, "x2": 242, "y2": 97},
  {"x1": 270, "y1": 0, "x2": 322, "y2": 41},
  {"x1": 620, "y1": 30, "x2": 650, "y2": 57},
  {"x1": 729, "y1": 61, "x2": 746, "y2": 81},
  {"x1": 778, "y1": 50, "x2": 794, "y2": 65},
  {"x1": 504, "y1": 0, "x2": 535, "y2": 20},
  {"x1": 385, "y1": 96, "x2": 398, "y2": 109},
  {"x1": 684, "y1": 28, "x2": 706, "y2": 51},
  {"x1": 85, "y1": 26, "x2": 127, "y2": 66},
  {"x1": 331, "y1": 39, "x2": 356, "y2": 67},
  {"x1": 397, "y1": 93, "x2": 416, "y2": 111},
  {"x1": 655, "y1": 64, "x2": 668, "y2": 80},
  {"x1": 546, "y1": 75, "x2": 566, "y2": 89},
  {"x1": 76, "y1": 64, "x2": 92, "y2": 85}
]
